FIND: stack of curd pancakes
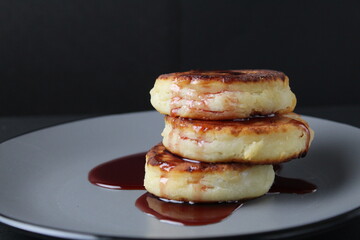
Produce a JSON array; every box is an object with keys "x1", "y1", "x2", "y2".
[{"x1": 145, "y1": 70, "x2": 314, "y2": 203}]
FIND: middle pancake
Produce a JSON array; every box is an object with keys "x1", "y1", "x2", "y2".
[{"x1": 162, "y1": 113, "x2": 314, "y2": 164}]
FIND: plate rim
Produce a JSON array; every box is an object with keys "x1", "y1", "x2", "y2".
[
  {"x1": 1, "y1": 111, "x2": 359, "y2": 145},
  {"x1": 0, "y1": 206, "x2": 359, "y2": 240}
]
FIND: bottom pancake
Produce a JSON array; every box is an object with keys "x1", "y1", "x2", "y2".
[{"x1": 144, "y1": 143, "x2": 275, "y2": 203}]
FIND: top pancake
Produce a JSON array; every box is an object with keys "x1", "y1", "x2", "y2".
[{"x1": 150, "y1": 70, "x2": 297, "y2": 120}]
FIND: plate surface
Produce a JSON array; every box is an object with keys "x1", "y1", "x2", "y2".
[{"x1": 0, "y1": 111, "x2": 359, "y2": 239}]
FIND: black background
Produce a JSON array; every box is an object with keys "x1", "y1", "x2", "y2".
[{"x1": 1, "y1": 0, "x2": 359, "y2": 116}]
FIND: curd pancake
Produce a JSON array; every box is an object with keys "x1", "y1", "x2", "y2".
[
  {"x1": 162, "y1": 113, "x2": 314, "y2": 164},
  {"x1": 144, "y1": 143, "x2": 275, "y2": 203},
  {"x1": 150, "y1": 69, "x2": 296, "y2": 120}
]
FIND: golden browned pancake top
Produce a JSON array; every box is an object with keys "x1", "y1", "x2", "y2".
[
  {"x1": 157, "y1": 69, "x2": 286, "y2": 83},
  {"x1": 146, "y1": 143, "x2": 251, "y2": 172},
  {"x1": 165, "y1": 113, "x2": 310, "y2": 136}
]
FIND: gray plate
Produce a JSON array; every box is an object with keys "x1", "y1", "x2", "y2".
[{"x1": 0, "y1": 111, "x2": 359, "y2": 239}]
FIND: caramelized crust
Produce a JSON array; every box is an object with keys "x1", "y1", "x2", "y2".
[
  {"x1": 146, "y1": 143, "x2": 250, "y2": 173},
  {"x1": 164, "y1": 113, "x2": 309, "y2": 136},
  {"x1": 158, "y1": 69, "x2": 287, "y2": 83}
]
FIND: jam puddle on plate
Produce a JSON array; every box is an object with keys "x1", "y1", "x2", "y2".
[{"x1": 88, "y1": 152, "x2": 317, "y2": 226}]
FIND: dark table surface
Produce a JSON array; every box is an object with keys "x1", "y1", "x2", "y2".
[{"x1": 0, "y1": 105, "x2": 359, "y2": 240}]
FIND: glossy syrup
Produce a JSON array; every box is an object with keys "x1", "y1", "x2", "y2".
[
  {"x1": 88, "y1": 152, "x2": 317, "y2": 226},
  {"x1": 135, "y1": 193, "x2": 244, "y2": 226},
  {"x1": 88, "y1": 152, "x2": 146, "y2": 190}
]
